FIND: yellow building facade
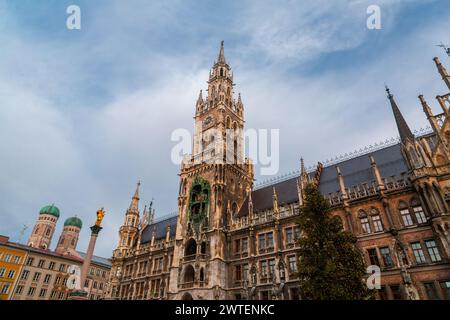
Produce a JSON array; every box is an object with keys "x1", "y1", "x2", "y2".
[{"x1": 0, "y1": 236, "x2": 27, "y2": 300}]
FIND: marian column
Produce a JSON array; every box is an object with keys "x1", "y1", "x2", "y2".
[{"x1": 68, "y1": 208, "x2": 105, "y2": 300}]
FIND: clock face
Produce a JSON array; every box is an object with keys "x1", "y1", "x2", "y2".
[{"x1": 203, "y1": 116, "x2": 213, "y2": 128}]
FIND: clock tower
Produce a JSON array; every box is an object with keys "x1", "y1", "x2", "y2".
[{"x1": 168, "y1": 41, "x2": 254, "y2": 300}]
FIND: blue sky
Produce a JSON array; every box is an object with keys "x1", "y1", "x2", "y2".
[{"x1": 0, "y1": 0, "x2": 449, "y2": 257}]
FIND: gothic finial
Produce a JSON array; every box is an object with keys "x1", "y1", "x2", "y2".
[
  {"x1": 218, "y1": 40, "x2": 226, "y2": 64},
  {"x1": 133, "y1": 180, "x2": 140, "y2": 199},
  {"x1": 385, "y1": 85, "x2": 393, "y2": 99}
]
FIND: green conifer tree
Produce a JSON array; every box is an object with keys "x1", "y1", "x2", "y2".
[{"x1": 296, "y1": 183, "x2": 373, "y2": 300}]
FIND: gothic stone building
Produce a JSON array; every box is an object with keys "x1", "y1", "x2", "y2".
[{"x1": 106, "y1": 44, "x2": 450, "y2": 300}]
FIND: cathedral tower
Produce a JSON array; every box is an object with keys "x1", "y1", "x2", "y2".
[
  {"x1": 28, "y1": 204, "x2": 60, "y2": 250},
  {"x1": 169, "y1": 42, "x2": 254, "y2": 300},
  {"x1": 55, "y1": 216, "x2": 82, "y2": 256}
]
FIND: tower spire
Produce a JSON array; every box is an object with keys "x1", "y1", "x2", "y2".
[
  {"x1": 218, "y1": 40, "x2": 226, "y2": 64},
  {"x1": 386, "y1": 86, "x2": 414, "y2": 143},
  {"x1": 129, "y1": 180, "x2": 140, "y2": 211}
]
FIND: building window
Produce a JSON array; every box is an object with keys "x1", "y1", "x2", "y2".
[
  {"x1": 32, "y1": 272, "x2": 41, "y2": 282},
  {"x1": 20, "y1": 270, "x2": 29, "y2": 280},
  {"x1": 15, "y1": 285, "x2": 24, "y2": 295},
  {"x1": 13, "y1": 256, "x2": 21, "y2": 264},
  {"x1": 268, "y1": 259, "x2": 275, "y2": 277},
  {"x1": 286, "y1": 227, "x2": 294, "y2": 244},
  {"x1": 242, "y1": 264, "x2": 249, "y2": 281},
  {"x1": 48, "y1": 262, "x2": 55, "y2": 270},
  {"x1": 43, "y1": 274, "x2": 51, "y2": 284},
  {"x1": 260, "y1": 260, "x2": 268, "y2": 278},
  {"x1": 439, "y1": 281, "x2": 450, "y2": 300},
  {"x1": 234, "y1": 239, "x2": 241, "y2": 253},
  {"x1": 7, "y1": 270, "x2": 15, "y2": 279},
  {"x1": 371, "y1": 214, "x2": 383, "y2": 232},
  {"x1": 1, "y1": 283, "x2": 10, "y2": 294},
  {"x1": 0, "y1": 268, "x2": 5, "y2": 277},
  {"x1": 288, "y1": 255, "x2": 297, "y2": 274},
  {"x1": 359, "y1": 211, "x2": 371, "y2": 234},
  {"x1": 3, "y1": 254, "x2": 11, "y2": 262},
  {"x1": 235, "y1": 265, "x2": 242, "y2": 281},
  {"x1": 380, "y1": 247, "x2": 393, "y2": 268},
  {"x1": 367, "y1": 248, "x2": 380, "y2": 266},
  {"x1": 258, "y1": 232, "x2": 274, "y2": 253},
  {"x1": 425, "y1": 240, "x2": 442, "y2": 262},
  {"x1": 38, "y1": 259, "x2": 45, "y2": 268},
  {"x1": 411, "y1": 242, "x2": 426, "y2": 264},
  {"x1": 58, "y1": 291, "x2": 65, "y2": 300},
  {"x1": 26, "y1": 257, "x2": 34, "y2": 266},
  {"x1": 50, "y1": 290, "x2": 57, "y2": 299},
  {"x1": 27, "y1": 287, "x2": 36, "y2": 296},
  {"x1": 400, "y1": 209, "x2": 413, "y2": 227},
  {"x1": 241, "y1": 238, "x2": 248, "y2": 253},
  {"x1": 413, "y1": 206, "x2": 427, "y2": 224},
  {"x1": 423, "y1": 282, "x2": 438, "y2": 300},
  {"x1": 39, "y1": 288, "x2": 47, "y2": 298},
  {"x1": 55, "y1": 276, "x2": 61, "y2": 285},
  {"x1": 59, "y1": 264, "x2": 66, "y2": 272}
]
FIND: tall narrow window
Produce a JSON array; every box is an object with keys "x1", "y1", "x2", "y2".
[
  {"x1": 371, "y1": 214, "x2": 383, "y2": 232},
  {"x1": 411, "y1": 242, "x2": 426, "y2": 264},
  {"x1": 400, "y1": 209, "x2": 413, "y2": 226},
  {"x1": 412, "y1": 204, "x2": 427, "y2": 224},
  {"x1": 380, "y1": 247, "x2": 393, "y2": 268},
  {"x1": 439, "y1": 281, "x2": 450, "y2": 300},
  {"x1": 423, "y1": 283, "x2": 438, "y2": 300},
  {"x1": 359, "y1": 211, "x2": 371, "y2": 234},
  {"x1": 367, "y1": 248, "x2": 380, "y2": 266},
  {"x1": 288, "y1": 255, "x2": 297, "y2": 274},
  {"x1": 425, "y1": 240, "x2": 442, "y2": 262}
]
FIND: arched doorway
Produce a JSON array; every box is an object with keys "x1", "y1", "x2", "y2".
[{"x1": 181, "y1": 292, "x2": 193, "y2": 300}]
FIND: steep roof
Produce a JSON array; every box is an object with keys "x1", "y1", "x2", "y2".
[
  {"x1": 77, "y1": 251, "x2": 112, "y2": 268},
  {"x1": 238, "y1": 142, "x2": 408, "y2": 217},
  {"x1": 140, "y1": 215, "x2": 177, "y2": 244}
]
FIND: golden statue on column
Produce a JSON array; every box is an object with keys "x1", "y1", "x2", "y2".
[{"x1": 95, "y1": 207, "x2": 105, "y2": 227}]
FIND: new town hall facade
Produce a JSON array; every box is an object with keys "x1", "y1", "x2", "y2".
[{"x1": 106, "y1": 43, "x2": 450, "y2": 300}]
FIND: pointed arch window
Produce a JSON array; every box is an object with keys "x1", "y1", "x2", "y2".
[
  {"x1": 359, "y1": 210, "x2": 371, "y2": 234},
  {"x1": 370, "y1": 208, "x2": 384, "y2": 232}
]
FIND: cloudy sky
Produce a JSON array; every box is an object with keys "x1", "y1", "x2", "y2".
[{"x1": 0, "y1": 0, "x2": 449, "y2": 257}]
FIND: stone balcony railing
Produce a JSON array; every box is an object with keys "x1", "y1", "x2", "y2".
[
  {"x1": 230, "y1": 205, "x2": 299, "y2": 231},
  {"x1": 326, "y1": 176, "x2": 410, "y2": 206}
]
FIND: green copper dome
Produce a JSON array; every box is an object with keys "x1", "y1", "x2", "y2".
[
  {"x1": 39, "y1": 205, "x2": 60, "y2": 218},
  {"x1": 64, "y1": 216, "x2": 82, "y2": 229}
]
